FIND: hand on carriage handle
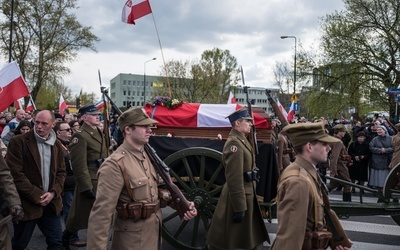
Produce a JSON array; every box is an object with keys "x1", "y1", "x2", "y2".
[{"x1": 183, "y1": 202, "x2": 197, "y2": 220}]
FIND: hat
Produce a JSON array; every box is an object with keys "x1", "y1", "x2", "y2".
[
  {"x1": 118, "y1": 108, "x2": 158, "y2": 131},
  {"x1": 226, "y1": 108, "x2": 253, "y2": 123},
  {"x1": 54, "y1": 113, "x2": 63, "y2": 119},
  {"x1": 333, "y1": 124, "x2": 346, "y2": 134},
  {"x1": 79, "y1": 104, "x2": 101, "y2": 115},
  {"x1": 357, "y1": 131, "x2": 366, "y2": 137},
  {"x1": 281, "y1": 122, "x2": 340, "y2": 147}
]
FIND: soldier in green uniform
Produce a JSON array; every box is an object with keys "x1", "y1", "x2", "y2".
[
  {"x1": 207, "y1": 108, "x2": 269, "y2": 250},
  {"x1": 0, "y1": 156, "x2": 24, "y2": 250},
  {"x1": 62, "y1": 104, "x2": 109, "y2": 249}
]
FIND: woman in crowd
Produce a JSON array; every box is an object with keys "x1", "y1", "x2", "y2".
[
  {"x1": 369, "y1": 126, "x2": 393, "y2": 195},
  {"x1": 69, "y1": 120, "x2": 80, "y2": 134},
  {"x1": 348, "y1": 131, "x2": 371, "y2": 193},
  {"x1": 1, "y1": 120, "x2": 32, "y2": 147}
]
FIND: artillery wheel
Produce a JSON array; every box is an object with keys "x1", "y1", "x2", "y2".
[
  {"x1": 383, "y1": 162, "x2": 400, "y2": 225},
  {"x1": 161, "y1": 147, "x2": 224, "y2": 249}
]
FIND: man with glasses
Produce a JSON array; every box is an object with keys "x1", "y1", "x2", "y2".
[
  {"x1": 54, "y1": 121, "x2": 85, "y2": 247},
  {"x1": 62, "y1": 104, "x2": 109, "y2": 249},
  {"x1": 6, "y1": 110, "x2": 66, "y2": 249}
]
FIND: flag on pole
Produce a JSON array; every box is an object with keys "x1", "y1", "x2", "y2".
[
  {"x1": 14, "y1": 98, "x2": 24, "y2": 110},
  {"x1": 122, "y1": 0, "x2": 152, "y2": 25},
  {"x1": 227, "y1": 91, "x2": 237, "y2": 104},
  {"x1": 25, "y1": 99, "x2": 34, "y2": 112},
  {"x1": 0, "y1": 61, "x2": 30, "y2": 112},
  {"x1": 59, "y1": 94, "x2": 67, "y2": 113},
  {"x1": 276, "y1": 99, "x2": 288, "y2": 120},
  {"x1": 287, "y1": 101, "x2": 295, "y2": 123}
]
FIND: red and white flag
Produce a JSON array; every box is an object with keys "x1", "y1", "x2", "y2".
[
  {"x1": 0, "y1": 61, "x2": 30, "y2": 112},
  {"x1": 276, "y1": 99, "x2": 288, "y2": 120},
  {"x1": 25, "y1": 99, "x2": 34, "y2": 112},
  {"x1": 287, "y1": 101, "x2": 295, "y2": 123},
  {"x1": 14, "y1": 98, "x2": 24, "y2": 110},
  {"x1": 59, "y1": 94, "x2": 67, "y2": 112},
  {"x1": 227, "y1": 91, "x2": 237, "y2": 104},
  {"x1": 122, "y1": 0, "x2": 152, "y2": 25}
]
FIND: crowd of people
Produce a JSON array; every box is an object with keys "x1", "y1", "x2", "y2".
[{"x1": 272, "y1": 113, "x2": 399, "y2": 201}]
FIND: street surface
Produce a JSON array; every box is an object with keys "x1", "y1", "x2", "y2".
[{"x1": 7, "y1": 189, "x2": 400, "y2": 249}]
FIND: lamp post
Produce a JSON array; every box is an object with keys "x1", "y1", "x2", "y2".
[
  {"x1": 280, "y1": 35, "x2": 297, "y2": 94},
  {"x1": 144, "y1": 57, "x2": 156, "y2": 104}
]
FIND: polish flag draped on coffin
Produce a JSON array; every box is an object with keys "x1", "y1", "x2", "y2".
[
  {"x1": 144, "y1": 103, "x2": 269, "y2": 129},
  {"x1": 0, "y1": 61, "x2": 30, "y2": 112}
]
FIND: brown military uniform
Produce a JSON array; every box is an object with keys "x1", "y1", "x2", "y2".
[
  {"x1": 66, "y1": 122, "x2": 109, "y2": 230},
  {"x1": 277, "y1": 132, "x2": 292, "y2": 172},
  {"x1": 327, "y1": 135, "x2": 352, "y2": 195},
  {"x1": 0, "y1": 157, "x2": 21, "y2": 250},
  {"x1": 87, "y1": 141, "x2": 162, "y2": 249},
  {"x1": 271, "y1": 156, "x2": 325, "y2": 249},
  {"x1": 389, "y1": 131, "x2": 400, "y2": 169}
]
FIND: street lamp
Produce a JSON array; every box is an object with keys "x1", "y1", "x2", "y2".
[
  {"x1": 144, "y1": 57, "x2": 156, "y2": 104},
  {"x1": 280, "y1": 35, "x2": 297, "y2": 94}
]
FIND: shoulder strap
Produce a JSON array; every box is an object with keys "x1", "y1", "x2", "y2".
[{"x1": 117, "y1": 159, "x2": 134, "y2": 201}]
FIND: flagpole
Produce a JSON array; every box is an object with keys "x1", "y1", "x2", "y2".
[
  {"x1": 149, "y1": 12, "x2": 172, "y2": 98},
  {"x1": 29, "y1": 95, "x2": 37, "y2": 110},
  {"x1": 8, "y1": 0, "x2": 14, "y2": 63}
]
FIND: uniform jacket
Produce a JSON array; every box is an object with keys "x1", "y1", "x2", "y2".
[
  {"x1": 329, "y1": 135, "x2": 348, "y2": 175},
  {"x1": 0, "y1": 156, "x2": 21, "y2": 216},
  {"x1": 271, "y1": 156, "x2": 325, "y2": 250},
  {"x1": 6, "y1": 130, "x2": 66, "y2": 221},
  {"x1": 207, "y1": 129, "x2": 269, "y2": 249},
  {"x1": 389, "y1": 133, "x2": 400, "y2": 169},
  {"x1": 87, "y1": 142, "x2": 162, "y2": 250},
  {"x1": 277, "y1": 132, "x2": 292, "y2": 171},
  {"x1": 67, "y1": 122, "x2": 109, "y2": 230}
]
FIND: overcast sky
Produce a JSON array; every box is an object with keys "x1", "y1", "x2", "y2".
[{"x1": 63, "y1": 0, "x2": 345, "y2": 99}]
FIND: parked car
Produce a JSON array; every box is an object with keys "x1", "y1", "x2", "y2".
[{"x1": 365, "y1": 111, "x2": 390, "y2": 121}]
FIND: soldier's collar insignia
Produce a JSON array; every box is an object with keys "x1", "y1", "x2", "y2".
[{"x1": 230, "y1": 145, "x2": 238, "y2": 152}]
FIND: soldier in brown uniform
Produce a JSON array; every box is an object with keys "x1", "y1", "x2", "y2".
[
  {"x1": 271, "y1": 122, "x2": 349, "y2": 250},
  {"x1": 207, "y1": 108, "x2": 269, "y2": 250},
  {"x1": 62, "y1": 104, "x2": 109, "y2": 249},
  {"x1": 388, "y1": 123, "x2": 400, "y2": 169},
  {"x1": 0, "y1": 156, "x2": 24, "y2": 250},
  {"x1": 86, "y1": 108, "x2": 197, "y2": 249},
  {"x1": 277, "y1": 132, "x2": 293, "y2": 172},
  {"x1": 327, "y1": 124, "x2": 353, "y2": 202}
]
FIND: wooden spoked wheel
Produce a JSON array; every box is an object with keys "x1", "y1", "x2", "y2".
[
  {"x1": 383, "y1": 163, "x2": 400, "y2": 225},
  {"x1": 161, "y1": 147, "x2": 224, "y2": 250}
]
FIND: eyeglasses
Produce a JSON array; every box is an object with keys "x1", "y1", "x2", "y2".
[{"x1": 59, "y1": 128, "x2": 72, "y2": 132}]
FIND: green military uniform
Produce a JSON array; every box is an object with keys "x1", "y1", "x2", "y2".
[
  {"x1": 0, "y1": 157, "x2": 22, "y2": 250},
  {"x1": 207, "y1": 108, "x2": 269, "y2": 250},
  {"x1": 66, "y1": 121, "x2": 108, "y2": 231}
]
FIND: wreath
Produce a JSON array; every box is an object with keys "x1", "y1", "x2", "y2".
[{"x1": 146, "y1": 96, "x2": 183, "y2": 110}]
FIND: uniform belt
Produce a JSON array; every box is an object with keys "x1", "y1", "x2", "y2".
[
  {"x1": 116, "y1": 201, "x2": 160, "y2": 222},
  {"x1": 282, "y1": 149, "x2": 292, "y2": 154}
]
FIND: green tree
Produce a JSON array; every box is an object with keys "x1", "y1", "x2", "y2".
[
  {"x1": 319, "y1": 0, "x2": 400, "y2": 118},
  {"x1": 157, "y1": 48, "x2": 240, "y2": 103},
  {"x1": 0, "y1": 0, "x2": 99, "y2": 102}
]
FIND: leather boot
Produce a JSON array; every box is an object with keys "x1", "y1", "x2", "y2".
[
  {"x1": 62, "y1": 229, "x2": 72, "y2": 250},
  {"x1": 342, "y1": 192, "x2": 352, "y2": 202}
]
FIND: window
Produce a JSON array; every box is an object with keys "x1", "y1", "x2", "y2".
[
  {"x1": 111, "y1": 82, "x2": 116, "y2": 89},
  {"x1": 123, "y1": 101, "x2": 126, "y2": 106},
  {"x1": 123, "y1": 80, "x2": 127, "y2": 86},
  {"x1": 128, "y1": 80, "x2": 131, "y2": 85},
  {"x1": 123, "y1": 91, "x2": 126, "y2": 96},
  {"x1": 133, "y1": 81, "x2": 136, "y2": 86},
  {"x1": 128, "y1": 91, "x2": 131, "y2": 96}
]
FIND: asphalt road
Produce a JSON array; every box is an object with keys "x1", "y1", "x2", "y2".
[{"x1": 6, "y1": 189, "x2": 400, "y2": 249}]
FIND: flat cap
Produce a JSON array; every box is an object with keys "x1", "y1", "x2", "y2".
[
  {"x1": 118, "y1": 107, "x2": 158, "y2": 131},
  {"x1": 226, "y1": 107, "x2": 253, "y2": 123},
  {"x1": 281, "y1": 121, "x2": 340, "y2": 148},
  {"x1": 333, "y1": 124, "x2": 346, "y2": 134},
  {"x1": 79, "y1": 104, "x2": 101, "y2": 115}
]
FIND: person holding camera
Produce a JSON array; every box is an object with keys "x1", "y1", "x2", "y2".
[
  {"x1": 62, "y1": 104, "x2": 109, "y2": 249},
  {"x1": 207, "y1": 108, "x2": 269, "y2": 250}
]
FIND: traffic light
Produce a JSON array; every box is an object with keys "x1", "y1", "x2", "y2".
[{"x1": 76, "y1": 98, "x2": 81, "y2": 109}]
